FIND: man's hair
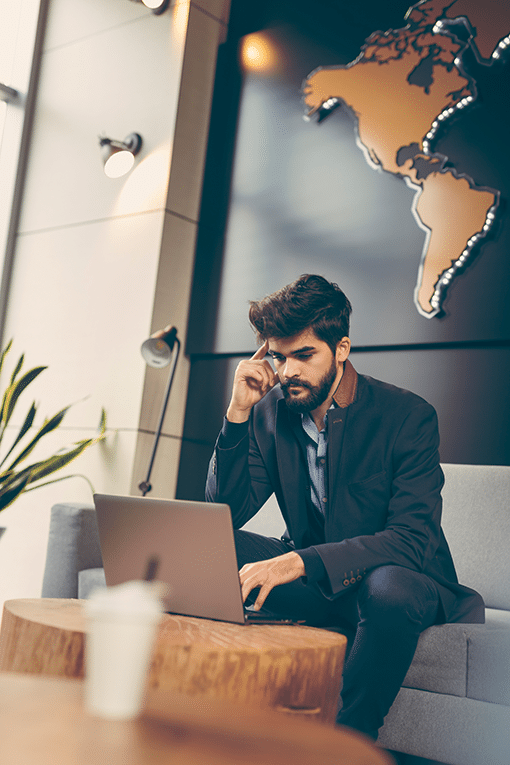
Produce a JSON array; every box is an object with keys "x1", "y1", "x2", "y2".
[{"x1": 248, "y1": 274, "x2": 352, "y2": 352}]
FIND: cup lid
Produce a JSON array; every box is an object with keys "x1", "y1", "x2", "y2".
[{"x1": 84, "y1": 580, "x2": 166, "y2": 618}]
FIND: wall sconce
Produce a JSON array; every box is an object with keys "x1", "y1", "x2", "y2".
[
  {"x1": 0, "y1": 82, "x2": 19, "y2": 103},
  {"x1": 129, "y1": 0, "x2": 171, "y2": 14},
  {"x1": 99, "y1": 132, "x2": 142, "y2": 178},
  {"x1": 139, "y1": 325, "x2": 181, "y2": 496}
]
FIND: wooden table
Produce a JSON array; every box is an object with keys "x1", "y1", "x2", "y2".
[
  {"x1": 0, "y1": 598, "x2": 348, "y2": 724},
  {"x1": 0, "y1": 672, "x2": 395, "y2": 765}
]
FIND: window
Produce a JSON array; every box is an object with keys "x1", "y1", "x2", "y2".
[{"x1": 0, "y1": 0, "x2": 45, "y2": 337}]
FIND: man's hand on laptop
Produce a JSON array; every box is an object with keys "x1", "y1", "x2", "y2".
[{"x1": 239, "y1": 552, "x2": 305, "y2": 610}]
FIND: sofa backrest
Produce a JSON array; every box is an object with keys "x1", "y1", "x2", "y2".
[
  {"x1": 41, "y1": 503, "x2": 102, "y2": 599},
  {"x1": 441, "y1": 463, "x2": 510, "y2": 611}
]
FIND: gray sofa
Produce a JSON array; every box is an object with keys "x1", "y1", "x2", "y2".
[
  {"x1": 41, "y1": 464, "x2": 510, "y2": 765},
  {"x1": 378, "y1": 463, "x2": 510, "y2": 765},
  {"x1": 41, "y1": 501, "x2": 105, "y2": 600}
]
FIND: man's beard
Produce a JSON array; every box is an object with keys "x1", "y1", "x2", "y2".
[{"x1": 280, "y1": 357, "x2": 338, "y2": 414}]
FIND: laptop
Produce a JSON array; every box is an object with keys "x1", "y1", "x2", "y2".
[{"x1": 93, "y1": 493, "x2": 301, "y2": 625}]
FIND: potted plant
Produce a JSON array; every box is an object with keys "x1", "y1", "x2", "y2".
[{"x1": 0, "y1": 340, "x2": 106, "y2": 512}]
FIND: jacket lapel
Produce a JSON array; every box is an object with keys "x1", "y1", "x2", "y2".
[{"x1": 328, "y1": 359, "x2": 358, "y2": 529}]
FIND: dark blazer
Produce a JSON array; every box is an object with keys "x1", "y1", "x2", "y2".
[{"x1": 206, "y1": 360, "x2": 484, "y2": 624}]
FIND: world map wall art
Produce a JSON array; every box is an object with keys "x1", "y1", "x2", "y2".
[{"x1": 303, "y1": 0, "x2": 510, "y2": 318}]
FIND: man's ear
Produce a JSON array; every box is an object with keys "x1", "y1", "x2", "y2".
[{"x1": 336, "y1": 337, "x2": 351, "y2": 363}]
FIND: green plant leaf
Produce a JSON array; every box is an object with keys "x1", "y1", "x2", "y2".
[
  {"x1": 97, "y1": 407, "x2": 107, "y2": 435},
  {"x1": 24, "y1": 439, "x2": 97, "y2": 484},
  {"x1": 0, "y1": 339, "x2": 12, "y2": 378},
  {"x1": 0, "y1": 407, "x2": 107, "y2": 510},
  {"x1": 0, "y1": 365, "x2": 46, "y2": 438},
  {"x1": 10, "y1": 353, "x2": 24, "y2": 384},
  {"x1": 27, "y1": 410, "x2": 106, "y2": 484},
  {"x1": 0, "y1": 342, "x2": 107, "y2": 513},
  {"x1": 0, "y1": 471, "x2": 33, "y2": 511},
  {"x1": 0, "y1": 401, "x2": 37, "y2": 469},
  {"x1": 5, "y1": 405, "x2": 71, "y2": 472},
  {"x1": 23, "y1": 472, "x2": 96, "y2": 496},
  {"x1": 0, "y1": 347, "x2": 12, "y2": 429}
]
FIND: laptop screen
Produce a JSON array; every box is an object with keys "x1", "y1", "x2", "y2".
[{"x1": 93, "y1": 494, "x2": 247, "y2": 624}]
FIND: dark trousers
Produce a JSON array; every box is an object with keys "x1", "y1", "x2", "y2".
[{"x1": 234, "y1": 529, "x2": 441, "y2": 740}]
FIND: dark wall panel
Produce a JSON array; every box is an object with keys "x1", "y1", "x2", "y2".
[
  {"x1": 352, "y1": 346, "x2": 510, "y2": 466},
  {"x1": 179, "y1": 0, "x2": 510, "y2": 497},
  {"x1": 177, "y1": 346, "x2": 510, "y2": 500}
]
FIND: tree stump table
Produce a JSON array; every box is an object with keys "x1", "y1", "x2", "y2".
[{"x1": 0, "y1": 598, "x2": 347, "y2": 724}]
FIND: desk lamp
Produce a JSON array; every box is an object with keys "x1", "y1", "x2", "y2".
[{"x1": 139, "y1": 325, "x2": 180, "y2": 496}]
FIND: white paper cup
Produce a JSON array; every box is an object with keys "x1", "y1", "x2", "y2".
[{"x1": 84, "y1": 581, "x2": 163, "y2": 720}]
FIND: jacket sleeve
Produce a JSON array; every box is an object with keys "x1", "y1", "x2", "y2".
[
  {"x1": 299, "y1": 401, "x2": 445, "y2": 599},
  {"x1": 205, "y1": 417, "x2": 274, "y2": 528}
]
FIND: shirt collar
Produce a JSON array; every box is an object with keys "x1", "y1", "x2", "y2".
[
  {"x1": 299, "y1": 357, "x2": 357, "y2": 433},
  {"x1": 301, "y1": 402, "x2": 335, "y2": 440}
]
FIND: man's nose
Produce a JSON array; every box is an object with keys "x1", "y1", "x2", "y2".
[{"x1": 283, "y1": 358, "x2": 300, "y2": 379}]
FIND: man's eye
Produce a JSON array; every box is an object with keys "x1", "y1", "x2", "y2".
[{"x1": 297, "y1": 354, "x2": 312, "y2": 360}]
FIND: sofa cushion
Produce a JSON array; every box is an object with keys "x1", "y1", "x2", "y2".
[
  {"x1": 441, "y1": 464, "x2": 510, "y2": 610},
  {"x1": 78, "y1": 567, "x2": 106, "y2": 599},
  {"x1": 402, "y1": 608, "x2": 510, "y2": 706},
  {"x1": 402, "y1": 622, "x2": 469, "y2": 697},
  {"x1": 378, "y1": 687, "x2": 510, "y2": 765},
  {"x1": 467, "y1": 608, "x2": 510, "y2": 706}
]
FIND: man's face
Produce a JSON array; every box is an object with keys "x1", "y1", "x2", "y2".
[{"x1": 267, "y1": 329, "x2": 345, "y2": 414}]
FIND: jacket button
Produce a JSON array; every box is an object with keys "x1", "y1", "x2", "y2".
[{"x1": 343, "y1": 579, "x2": 350, "y2": 587}]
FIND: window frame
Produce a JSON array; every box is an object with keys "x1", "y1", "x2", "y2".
[{"x1": 0, "y1": 0, "x2": 48, "y2": 344}]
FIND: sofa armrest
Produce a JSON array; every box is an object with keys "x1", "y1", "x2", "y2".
[{"x1": 41, "y1": 503, "x2": 103, "y2": 599}]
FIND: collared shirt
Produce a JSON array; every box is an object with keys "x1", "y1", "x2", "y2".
[{"x1": 301, "y1": 405, "x2": 335, "y2": 516}]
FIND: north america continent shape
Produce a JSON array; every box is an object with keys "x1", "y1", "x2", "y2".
[{"x1": 303, "y1": 0, "x2": 510, "y2": 317}]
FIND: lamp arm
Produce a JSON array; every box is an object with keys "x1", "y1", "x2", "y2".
[{"x1": 138, "y1": 336, "x2": 181, "y2": 496}]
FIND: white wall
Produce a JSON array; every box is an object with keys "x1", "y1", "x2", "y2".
[{"x1": 0, "y1": 0, "x2": 229, "y2": 614}]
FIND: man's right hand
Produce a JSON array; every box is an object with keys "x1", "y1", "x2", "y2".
[{"x1": 226, "y1": 340, "x2": 278, "y2": 422}]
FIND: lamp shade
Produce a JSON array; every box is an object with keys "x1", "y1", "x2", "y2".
[
  {"x1": 141, "y1": 325, "x2": 178, "y2": 368},
  {"x1": 138, "y1": 324, "x2": 180, "y2": 495},
  {"x1": 141, "y1": 0, "x2": 170, "y2": 13},
  {"x1": 103, "y1": 147, "x2": 135, "y2": 178},
  {"x1": 99, "y1": 133, "x2": 142, "y2": 178}
]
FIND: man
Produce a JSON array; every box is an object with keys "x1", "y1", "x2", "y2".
[{"x1": 205, "y1": 274, "x2": 484, "y2": 740}]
